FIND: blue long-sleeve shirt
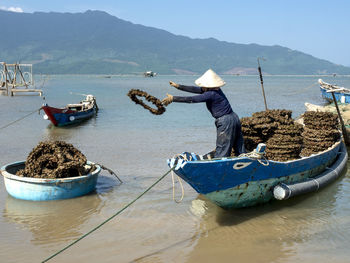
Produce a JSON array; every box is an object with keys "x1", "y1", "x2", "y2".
[{"x1": 173, "y1": 85, "x2": 233, "y2": 119}]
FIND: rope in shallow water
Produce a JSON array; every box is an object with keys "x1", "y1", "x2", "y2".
[
  {"x1": 0, "y1": 107, "x2": 41, "y2": 130},
  {"x1": 41, "y1": 167, "x2": 174, "y2": 263},
  {"x1": 282, "y1": 81, "x2": 318, "y2": 96}
]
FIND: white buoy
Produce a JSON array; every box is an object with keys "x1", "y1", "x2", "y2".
[{"x1": 341, "y1": 96, "x2": 346, "y2": 103}]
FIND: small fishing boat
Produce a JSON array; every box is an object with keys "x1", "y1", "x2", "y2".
[
  {"x1": 167, "y1": 141, "x2": 347, "y2": 209},
  {"x1": 41, "y1": 94, "x2": 98, "y2": 126},
  {"x1": 0, "y1": 161, "x2": 101, "y2": 201},
  {"x1": 319, "y1": 79, "x2": 350, "y2": 103},
  {"x1": 144, "y1": 71, "x2": 157, "y2": 77}
]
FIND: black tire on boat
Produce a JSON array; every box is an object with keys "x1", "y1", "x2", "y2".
[{"x1": 127, "y1": 89, "x2": 166, "y2": 115}]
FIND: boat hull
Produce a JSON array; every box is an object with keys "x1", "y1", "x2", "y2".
[
  {"x1": 0, "y1": 161, "x2": 101, "y2": 201},
  {"x1": 168, "y1": 142, "x2": 341, "y2": 208},
  {"x1": 320, "y1": 86, "x2": 350, "y2": 103},
  {"x1": 42, "y1": 105, "x2": 97, "y2": 126}
]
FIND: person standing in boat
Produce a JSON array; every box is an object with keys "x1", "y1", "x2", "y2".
[{"x1": 162, "y1": 69, "x2": 245, "y2": 158}]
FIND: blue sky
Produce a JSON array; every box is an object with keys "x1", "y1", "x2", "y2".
[{"x1": 1, "y1": 0, "x2": 349, "y2": 66}]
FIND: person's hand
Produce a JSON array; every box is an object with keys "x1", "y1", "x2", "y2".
[
  {"x1": 161, "y1": 93, "x2": 173, "y2": 106},
  {"x1": 169, "y1": 81, "x2": 180, "y2": 88}
]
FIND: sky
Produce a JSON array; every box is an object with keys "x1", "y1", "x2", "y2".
[{"x1": 1, "y1": 0, "x2": 349, "y2": 66}]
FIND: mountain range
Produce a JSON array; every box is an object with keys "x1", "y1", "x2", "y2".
[{"x1": 0, "y1": 10, "x2": 349, "y2": 75}]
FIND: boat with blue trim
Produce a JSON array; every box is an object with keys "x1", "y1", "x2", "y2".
[
  {"x1": 319, "y1": 79, "x2": 350, "y2": 103},
  {"x1": 167, "y1": 140, "x2": 345, "y2": 209},
  {"x1": 41, "y1": 94, "x2": 98, "y2": 126}
]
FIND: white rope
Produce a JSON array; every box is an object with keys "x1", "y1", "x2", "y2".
[
  {"x1": 312, "y1": 178, "x2": 320, "y2": 190},
  {"x1": 171, "y1": 170, "x2": 185, "y2": 203},
  {"x1": 238, "y1": 151, "x2": 270, "y2": 166}
]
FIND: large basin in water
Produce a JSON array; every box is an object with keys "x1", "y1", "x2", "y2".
[{"x1": 0, "y1": 161, "x2": 101, "y2": 201}]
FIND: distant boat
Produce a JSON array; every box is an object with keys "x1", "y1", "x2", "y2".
[
  {"x1": 319, "y1": 79, "x2": 350, "y2": 103},
  {"x1": 42, "y1": 94, "x2": 98, "y2": 126},
  {"x1": 167, "y1": 141, "x2": 346, "y2": 209},
  {"x1": 144, "y1": 71, "x2": 157, "y2": 77}
]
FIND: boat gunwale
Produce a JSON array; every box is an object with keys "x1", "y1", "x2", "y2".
[
  {"x1": 178, "y1": 140, "x2": 341, "y2": 165},
  {"x1": 41, "y1": 104, "x2": 96, "y2": 114},
  {"x1": 320, "y1": 86, "x2": 350, "y2": 96}
]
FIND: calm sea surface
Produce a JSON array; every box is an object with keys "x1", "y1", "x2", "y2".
[{"x1": 1, "y1": 75, "x2": 350, "y2": 263}]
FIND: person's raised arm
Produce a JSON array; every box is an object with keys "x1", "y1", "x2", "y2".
[{"x1": 169, "y1": 81, "x2": 203, "y2": 94}]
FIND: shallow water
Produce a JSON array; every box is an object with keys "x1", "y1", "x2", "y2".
[{"x1": 1, "y1": 75, "x2": 350, "y2": 263}]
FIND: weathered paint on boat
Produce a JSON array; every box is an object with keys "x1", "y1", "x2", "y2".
[
  {"x1": 320, "y1": 86, "x2": 350, "y2": 104},
  {"x1": 273, "y1": 142, "x2": 348, "y2": 200},
  {"x1": 42, "y1": 104, "x2": 97, "y2": 126},
  {"x1": 167, "y1": 141, "x2": 341, "y2": 208},
  {"x1": 0, "y1": 161, "x2": 101, "y2": 201}
]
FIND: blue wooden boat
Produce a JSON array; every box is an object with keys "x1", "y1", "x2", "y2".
[
  {"x1": 42, "y1": 94, "x2": 98, "y2": 126},
  {"x1": 0, "y1": 161, "x2": 101, "y2": 201},
  {"x1": 319, "y1": 79, "x2": 350, "y2": 103},
  {"x1": 167, "y1": 141, "x2": 344, "y2": 209}
]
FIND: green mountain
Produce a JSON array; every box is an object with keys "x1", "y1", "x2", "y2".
[{"x1": 0, "y1": 10, "x2": 349, "y2": 75}]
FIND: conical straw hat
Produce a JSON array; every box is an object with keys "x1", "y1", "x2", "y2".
[{"x1": 195, "y1": 69, "x2": 226, "y2": 88}]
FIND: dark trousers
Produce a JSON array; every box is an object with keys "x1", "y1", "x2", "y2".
[{"x1": 214, "y1": 112, "x2": 245, "y2": 158}]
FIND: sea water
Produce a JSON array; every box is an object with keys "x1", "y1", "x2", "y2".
[{"x1": 0, "y1": 75, "x2": 350, "y2": 262}]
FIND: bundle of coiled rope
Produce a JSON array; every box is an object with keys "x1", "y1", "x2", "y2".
[{"x1": 127, "y1": 89, "x2": 165, "y2": 115}]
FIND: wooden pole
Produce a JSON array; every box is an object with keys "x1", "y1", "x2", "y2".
[
  {"x1": 18, "y1": 64, "x2": 29, "y2": 88},
  {"x1": 4, "y1": 63, "x2": 8, "y2": 96},
  {"x1": 13, "y1": 63, "x2": 17, "y2": 87},
  {"x1": 257, "y1": 58, "x2": 268, "y2": 111},
  {"x1": 331, "y1": 92, "x2": 350, "y2": 146}
]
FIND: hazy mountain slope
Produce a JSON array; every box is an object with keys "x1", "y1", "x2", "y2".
[{"x1": 0, "y1": 10, "x2": 348, "y2": 75}]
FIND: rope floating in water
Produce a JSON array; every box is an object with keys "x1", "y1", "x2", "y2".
[
  {"x1": 41, "y1": 167, "x2": 174, "y2": 263},
  {"x1": 127, "y1": 89, "x2": 165, "y2": 115},
  {"x1": 0, "y1": 107, "x2": 41, "y2": 130}
]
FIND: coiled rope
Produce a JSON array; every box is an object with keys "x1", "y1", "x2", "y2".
[
  {"x1": 0, "y1": 107, "x2": 41, "y2": 130},
  {"x1": 238, "y1": 151, "x2": 269, "y2": 166},
  {"x1": 41, "y1": 167, "x2": 174, "y2": 263},
  {"x1": 127, "y1": 89, "x2": 166, "y2": 115}
]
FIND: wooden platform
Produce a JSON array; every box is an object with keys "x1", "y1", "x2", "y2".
[
  {"x1": 10, "y1": 89, "x2": 43, "y2": 96},
  {"x1": 0, "y1": 62, "x2": 42, "y2": 96}
]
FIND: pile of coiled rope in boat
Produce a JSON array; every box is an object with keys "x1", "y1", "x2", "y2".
[{"x1": 240, "y1": 109, "x2": 341, "y2": 161}]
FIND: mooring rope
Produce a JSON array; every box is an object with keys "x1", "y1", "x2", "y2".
[
  {"x1": 0, "y1": 107, "x2": 41, "y2": 130},
  {"x1": 171, "y1": 170, "x2": 184, "y2": 203},
  {"x1": 95, "y1": 163, "x2": 123, "y2": 183},
  {"x1": 283, "y1": 81, "x2": 318, "y2": 96},
  {"x1": 41, "y1": 167, "x2": 174, "y2": 263}
]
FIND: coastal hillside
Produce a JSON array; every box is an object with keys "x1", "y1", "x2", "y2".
[{"x1": 0, "y1": 10, "x2": 349, "y2": 75}]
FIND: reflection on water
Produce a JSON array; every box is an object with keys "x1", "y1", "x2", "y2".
[
  {"x1": 132, "y1": 167, "x2": 349, "y2": 263},
  {"x1": 3, "y1": 193, "x2": 103, "y2": 246},
  {"x1": 185, "y1": 168, "x2": 348, "y2": 263},
  {"x1": 41, "y1": 116, "x2": 98, "y2": 141}
]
